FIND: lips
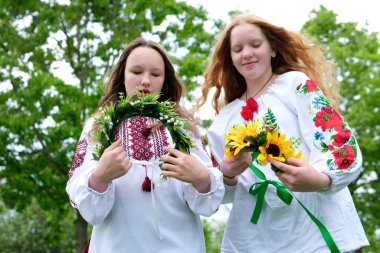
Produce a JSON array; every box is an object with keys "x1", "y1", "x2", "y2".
[
  {"x1": 242, "y1": 61, "x2": 257, "y2": 67},
  {"x1": 137, "y1": 88, "x2": 150, "y2": 95}
]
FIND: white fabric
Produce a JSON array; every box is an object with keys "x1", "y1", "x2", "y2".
[
  {"x1": 66, "y1": 117, "x2": 224, "y2": 253},
  {"x1": 207, "y1": 71, "x2": 369, "y2": 253}
]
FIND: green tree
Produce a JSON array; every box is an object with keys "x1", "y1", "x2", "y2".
[
  {"x1": 301, "y1": 6, "x2": 380, "y2": 252},
  {"x1": 0, "y1": 198, "x2": 76, "y2": 253},
  {"x1": 0, "y1": 1, "x2": 221, "y2": 252}
]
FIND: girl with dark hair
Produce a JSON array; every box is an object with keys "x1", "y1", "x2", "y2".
[{"x1": 67, "y1": 37, "x2": 224, "y2": 253}]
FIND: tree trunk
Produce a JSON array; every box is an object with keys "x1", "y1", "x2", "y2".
[{"x1": 76, "y1": 211, "x2": 88, "y2": 253}]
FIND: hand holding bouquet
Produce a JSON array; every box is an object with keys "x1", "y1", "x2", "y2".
[
  {"x1": 223, "y1": 115, "x2": 339, "y2": 252},
  {"x1": 224, "y1": 119, "x2": 305, "y2": 173}
]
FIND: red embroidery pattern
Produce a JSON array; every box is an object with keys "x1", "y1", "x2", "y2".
[
  {"x1": 151, "y1": 120, "x2": 168, "y2": 158},
  {"x1": 130, "y1": 117, "x2": 153, "y2": 160},
  {"x1": 69, "y1": 138, "x2": 88, "y2": 179},
  {"x1": 115, "y1": 116, "x2": 169, "y2": 161}
]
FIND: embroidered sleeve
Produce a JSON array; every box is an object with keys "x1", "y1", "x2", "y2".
[
  {"x1": 68, "y1": 138, "x2": 88, "y2": 180},
  {"x1": 293, "y1": 75, "x2": 363, "y2": 193},
  {"x1": 65, "y1": 118, "x2": 116, "y2": 225}
]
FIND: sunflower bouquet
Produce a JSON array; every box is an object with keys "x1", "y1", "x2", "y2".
[
  {"x1": 224, "y1": 118, "x2": 305, "y2": 173},
  {"x1": 224, "y1": 113, "x2": 340, "y2": 252}
]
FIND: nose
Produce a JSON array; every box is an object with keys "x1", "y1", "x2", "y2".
[
  {"x1": 141, "y1": 73, "x2": 151, "y2": 87},
  {"x1": 242, "y1": 47, "x2": 253, "y2": 59}
]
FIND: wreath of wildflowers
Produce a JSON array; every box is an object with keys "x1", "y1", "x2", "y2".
[{"x1": 90, "y1": 92, "x2": 195, "y2": 160}]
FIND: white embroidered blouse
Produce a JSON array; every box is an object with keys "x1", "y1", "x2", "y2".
[
  {"x1": 207, "y1": 71, "x2": 369, "y2": 253},
  {"x1": 67, "y1": 115, "x2": 224, "y2": 253}
]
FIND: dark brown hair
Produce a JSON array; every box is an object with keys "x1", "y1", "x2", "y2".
[
  {"x1": 100, "y1": 37, "x2": 184, "y2": 107},
  {"x1": 97, "y1": 37, "x2": 197, "y2": 135}
]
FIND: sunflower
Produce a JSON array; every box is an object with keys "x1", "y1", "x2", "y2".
[
  {"x1": 257, "y1": 131, "x2": 295, "y2": 166},
  {"x1": 224, "y1": 123, "x2": 252, "y2": 157},
  {"x1": 294, "y1": 150, "x2": 307, "y2": 161},
  {"x1": 224, "y1": 120, "x2": 268, "y2": 158},
  {"x1": 245, "y1": 120, "x2": 263, "y2": 138},
  {"x1": 224, "y1": 145, "x2": 235, "y2": 159}
]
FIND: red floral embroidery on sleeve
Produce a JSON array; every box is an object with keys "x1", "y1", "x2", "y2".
[
  {"x1": 296, "y1": 79, "x2": 318, "y2": 94},
  {"x1": 314, "y1": 106, "x2": 343, "y2": 131},
  {"x1": 332, "y1": 130, "x2": 351, "y2": 147},
  {"x1": 305, "y1": 80, "x2": 317, "y2": 92},
  {"x1": 68, "y1": 139, "x2": 88, "y2": 179},
  {"x1": 332, "y1": 144, "x2": 355, "y2": 170},
  {"x1": 296, "y1": 79, "x2": 358, "y2": 171}
]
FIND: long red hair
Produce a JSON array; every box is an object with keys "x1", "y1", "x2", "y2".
[{"x1": 196, "y1": 13, "x2": 340, "y2": 114}]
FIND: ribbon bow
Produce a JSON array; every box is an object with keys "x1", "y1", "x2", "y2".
[
  {"x1": 248, "y1": 164, "x2": 293, "y2": 223},
  {"x1": 248, "y1": 152, "x2": 340, "y2": 253}
]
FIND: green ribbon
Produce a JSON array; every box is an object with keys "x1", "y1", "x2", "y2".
[{"x1": 248, "y1": 153, "x2": 340, "y2": 253}]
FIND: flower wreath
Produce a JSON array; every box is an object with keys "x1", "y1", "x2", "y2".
[{"x1": 90, "y1": 92, "x2": 196, "y2": 161}]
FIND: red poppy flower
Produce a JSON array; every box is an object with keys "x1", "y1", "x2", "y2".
[
  {"x1": 305, "y1": 80, "x2": 317, "y2": 93},
  {"x1": 332, "y1": 129, "x2": 351, "y2": 147},
  {"x1": 332, "y1": 144, "x2": 356, "y2": 170},
  {"x1": 241, "y1": 106, "x2": 253, "y2": 121},
  {"x1": 246, "y1": 97, "x2": 259, "y2": 111},
  {"x1": 314, "y1": 106, "x2": 343, "y2": 132}
]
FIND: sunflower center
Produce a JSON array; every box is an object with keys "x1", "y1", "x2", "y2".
[{"x1": 267, "y1": 144, "x2": 280, "y2": 157}]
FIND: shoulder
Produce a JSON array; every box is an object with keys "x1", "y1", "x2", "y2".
[
  {"x1": 209, "y1": 99, "x2": 244, "y2": 135},
  {"x1": 218, "y1": 99, "x2": 244, "y2": 118},
  {"x1": 211, "y1": 99, "x2": 245, "y2": 127},
  {"x1": 269, "y1": 71, "x2": 311, "y2": 96},
  {"x1": 277, "y1": 71, "x2": 309, "y2": 87},
  {"x1": 84, "y1": 117, "x2": 96, "y2": 132},
  {"x1": 77, "y1": 117, "x2": 96, "y2": 138}
]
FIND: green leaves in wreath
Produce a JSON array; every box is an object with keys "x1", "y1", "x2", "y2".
[{"x1": 90, "y1": 92, "x2": 196, "y2": 160}]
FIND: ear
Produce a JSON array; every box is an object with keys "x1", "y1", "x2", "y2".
[{"x1": 271, "y1": 49, "x2": 276, "y2": 58}]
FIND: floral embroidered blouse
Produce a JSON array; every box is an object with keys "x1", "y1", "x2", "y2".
[
  {"x1": 207, "y1": 71, "x2": 368, "y2": 253},
  {"x1": 67, "y1": 116, "x2": 224, "y2": 253}
]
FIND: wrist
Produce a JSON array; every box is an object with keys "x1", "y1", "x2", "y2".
[
  {"x1": 223, "y1": 174, "x2": 238, "y2": 186},
  {"x1": 193, "y1": 173, "x2": 211, "y2": 193},
  {"x1": 89, "y1": 172, "x2": 110, "y2": 193},
  {"x1": 319, "y1": 172, "x2": 332, "y2": 191},
  {"x1": 219, "y1": 164, "x2": 236, "y2": 178}
]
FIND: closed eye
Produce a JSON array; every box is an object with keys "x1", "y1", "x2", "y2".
[{"x1": 232, "y1": 47, "x2": 242, "y2": 53}]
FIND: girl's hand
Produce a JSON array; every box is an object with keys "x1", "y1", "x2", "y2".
[
  {"x1": 219, "y1": 152, "x2": 252, "y2": 178},
  {"x1": 90, "y1": 139, "x2": 132, "y2": 192},
  {"x1": 161, "y1": 146, "x2": 211, "y2": 193},
  {"x1": 268, "y1": 157, "x2": 331, "y2": 192}
]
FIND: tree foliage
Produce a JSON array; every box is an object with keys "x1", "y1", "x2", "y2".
[
  {"x1": 301, "y1": 6, "x2": 380, "y2": 252},
  {"x1": 0, "y1": 0, "x2": 221, "y2": 251},
  {"x1": 0, "y1": 198, "x2": 76, "y2": 253},
  {"x1": 202, "y1": 218, "x2": 226, "y2": 253},
  {"x1": 2, "y1": 2, "x2": 378, "y2": 252}
]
